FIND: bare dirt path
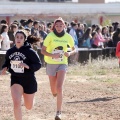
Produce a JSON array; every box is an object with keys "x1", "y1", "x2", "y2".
[{"x1": 0, "y1": 63, "x2": 120, "y2": 120}]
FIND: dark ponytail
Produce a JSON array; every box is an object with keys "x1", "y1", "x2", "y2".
[{"x1": 26, "y1": 35, "x2": 41, "y2": 44}]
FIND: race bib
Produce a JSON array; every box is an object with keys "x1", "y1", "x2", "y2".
[
  {"x1": 11, "y1": 60, "x2": 24, "y2": 73},
  {"x1": 52, "y1": 49, "x2": 64, "y2": 62}
]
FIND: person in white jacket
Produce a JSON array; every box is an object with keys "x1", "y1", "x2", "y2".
[
  {"x1": 0, "y1": 24, "x2": 13, "y2": 50},
  {"x1": 0, "y1": 34, "x2": 3, "y2": 50}
]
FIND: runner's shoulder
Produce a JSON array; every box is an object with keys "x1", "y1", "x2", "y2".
[{"x1": 6, "y1": 46, "x2": 16, "y2": 54}]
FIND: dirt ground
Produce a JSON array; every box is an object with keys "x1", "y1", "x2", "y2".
[{"x1": 0, "y1": 62, "x2": 120, "y2": 120}]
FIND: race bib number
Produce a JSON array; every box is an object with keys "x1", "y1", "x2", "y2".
[
  {"x1": 11, "y1": 60, "x2": 24, "y2": 73},
  {"x1": 52, "y1": 49, "x2": 64, "y2": 62}
]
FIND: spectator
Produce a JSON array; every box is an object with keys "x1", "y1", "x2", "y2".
[
  {"x1": 0, "y1": 34, "x2": 3, "y2": 50},
  {"x1": 116, "y1": 39, "x2": 120, "y2": 67},
  {"x1": 0, "y1": 20, "x2": 7, "y2": 25},
  {"x1": 102, "y1": 26, "x2": 111, "y2": 47},
  {"x1": 69, "y1": 22, "x2": 78, "y2": 47},
  {"x1": 20, "y1": 19, "x2": 27, "y2": 27},
  {"x1": 69, "y1": 22, "x2": 78, "y2": 64},
  {"x1": 76, "y1": 23, "x2": 84, "y2": 39},
  {"x1": 25, "y1": 19, "x2": 33, "y2": 32},
  {"x1": 92, "y1": 26, "x2": 107, "y2": 48},
  {"x1": 39, "y1": 24, "x2": 47, "y2": 41},
  {"x1": 76, "y1": 23, "x2": 84, "y2": 47},
  {"x1": 13, "y1": 20, "x2": 19, "y2": 27},
  {"x1": 112, "y1": 28, "x2": 120, "y2": 47},
  {"x1": 114, "y1": 22, "x2": 119, "y2": 31},
  {"x1": 24, "y1": 28, "x2": 31, "y2": 36},
  {"x1": 91, "y1": 31, "x2": 97, "y2": 48},
  {"x1": 0, "y1": 24, "x2": 13, "y2": 50},
  {"x1": 31, "y1": 20, "x2": 40, "y2": 37},
  {"x1": 107, "y1": 26, "x2": 114, "y2": 47},
  {"x1": 91, "y1": 24, "x2": 97, "y2": 32},
  {"x1": 8, "y1": 23, "x2": 18, "y2": 46},
  {"x1": 83, "y1": 23, "x2": 87, "y2": 32},
  {"x1": 46, "y1": 22, "x2": 52, "y2": 33},
  {"x1": 81, "y1": 27, "x2": 92, "y2": 48},
  {"x1": 64, "y1": 21, "x2": 69, "y2": 32}
]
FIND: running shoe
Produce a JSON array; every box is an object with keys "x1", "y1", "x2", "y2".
[{"x1": 55, "y1": 111, "x2": 61, "y2": 120}]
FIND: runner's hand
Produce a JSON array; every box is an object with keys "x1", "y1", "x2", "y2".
[
  {"x1": 64, "y1": 52, "x2": 70, "y2": 57},
  {"x1": 19, "y1": 63, "x2": 29, "y2": 69},
  {"x1": 0, "y1": 67, "x2": 7, "y2": 75}
]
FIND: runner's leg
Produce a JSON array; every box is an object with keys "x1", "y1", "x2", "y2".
[
  {"x1": 49, "y1": 75, "x2": 57, "y2": 96},
  {"x1": 11, "y1": 84, "x2": 23, "y2": 120},
  {"x1": 23, "y1": 93, "x2": 35, "y2": 110},
  {"x1": 56, "y1": 70, "x2": 66, "y2": 111}
]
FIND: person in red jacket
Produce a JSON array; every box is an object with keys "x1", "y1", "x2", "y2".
[{"x1": 116, "y1": 40, "x2": 120, "y2": 67}]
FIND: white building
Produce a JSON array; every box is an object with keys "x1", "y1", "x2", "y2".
[{"x1": 0, "y1": 1, "x2": 120, "y2": 25}]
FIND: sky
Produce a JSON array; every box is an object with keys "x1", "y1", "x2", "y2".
[{"x1": 105, "y1": 0, "x2": 120, "y2": 2}]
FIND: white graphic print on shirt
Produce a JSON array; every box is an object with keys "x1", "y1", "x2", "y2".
[{"x1": 9, "y1": 52, "x2": 27, "y2": 73}]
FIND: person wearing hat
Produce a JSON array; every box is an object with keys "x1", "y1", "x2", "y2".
[
  {"x1": 41, "y1": 17, "x2": 76, "y2": 120},
  {"x1": 1, "y1": 30, "x2": 42, "y2": 120}
]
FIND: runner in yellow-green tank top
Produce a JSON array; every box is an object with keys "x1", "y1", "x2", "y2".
[
  {"x1": 41, "y1": 17, "x2": 76, "y2": 120},
  {"x1": 44, "y1": 31, "x2": 74, "y2": 64}
]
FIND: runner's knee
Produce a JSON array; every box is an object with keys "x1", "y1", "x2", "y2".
[{"x1": 25, "y1": 104, "x2": 33, "y2": 110}]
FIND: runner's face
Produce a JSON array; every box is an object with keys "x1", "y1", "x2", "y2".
[
  {"x1": 15, "y1": 33, "x2": 25, "y2": 48},
  {"x1": 54, "y1": 21, "x2": 65, "y2": 33}
]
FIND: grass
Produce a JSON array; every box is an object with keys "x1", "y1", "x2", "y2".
[
  {"x1": 68, "y1": 58, "x2": 119, "y2": 75},
  {"x1": 67, "y1": 57, "x2": 120, "y2": 83}
]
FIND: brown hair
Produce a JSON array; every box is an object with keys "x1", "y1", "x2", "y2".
[
  {"x1": 9, "y1": 24, "x2": 18, "y2": 32},
  {"x1": 15, "y1": 30, "x2": 27, "y2": 40},
  {"x1": 26, "y1": 35, "x2": 40, "y2": 44}
]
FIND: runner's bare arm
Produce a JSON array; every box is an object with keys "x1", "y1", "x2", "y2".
[
  {"x1": 0, "y1": 67, "x2": 7, "y2": 75},
  {"x1": 18, "y1": 63, "x2": 29, "y2": 69},
  {"x1": 64, "y1": 46, "x2": 76, "y2": 57}
]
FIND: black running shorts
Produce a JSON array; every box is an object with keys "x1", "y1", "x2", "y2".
[{"x1": 11, "y1": 75, "x2": 37, "y2": 94}]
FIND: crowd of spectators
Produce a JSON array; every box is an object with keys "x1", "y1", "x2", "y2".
[
  {"x1": 68, "y1": 21, "x2": 120, "y2": 48},
  {"x1": 0, "y1": 18, "x2": 120, "y2": 51}
]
